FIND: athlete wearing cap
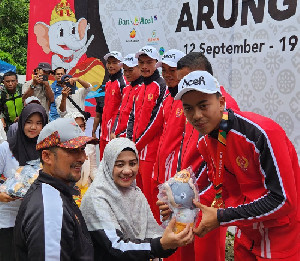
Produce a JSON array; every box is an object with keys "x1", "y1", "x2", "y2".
[
  {"x1": 176, "y1": 71, "x2": 300, "y2": 260},
  {"x1": 111, "y1": 53, "x2": 143, "y2": 139},
  {"x1": 156, "y1": 52, "x2": 240, "y2": 261},
  {"x1": 127, "y1": 46, "x2": 166, "y2": 214},
  {"x1": 99, "y1": 51, "x2": 127, "y2": 159},
  {"x1": 14, "y1": 118, "x2": 97, "y2": 260}
]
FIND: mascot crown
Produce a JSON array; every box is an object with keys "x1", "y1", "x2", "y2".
[
  {"x1": 50, "y1": 0, "x2": 76, "y2": 25},
  {"x1": 174, "y1": 169, "x2": 190, "y2": 183}
]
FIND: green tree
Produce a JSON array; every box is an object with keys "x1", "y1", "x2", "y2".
[{"x1": 0, "y1": 0, "x2": 29, "y2": 74}]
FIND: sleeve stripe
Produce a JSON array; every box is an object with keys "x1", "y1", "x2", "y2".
[
  {"x1": 135, "y1": 81, "x2": 166, "y2": 143},
  {"x1": 219, "y1": 113, "x2": 287, "y2": 223},
  {"x1": 234, "y1": 114, "x2": 286, "y2": 201},
  {"x1": 104, "y1": 229, "x2": 151, "y2": 252},
  {"x1": 42, "y1": 183, "x2": 63, "y2": 261}
]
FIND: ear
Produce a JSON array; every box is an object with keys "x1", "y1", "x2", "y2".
[
  {"x1": 77, "y1": 18, "x2": 87, "y2": 40},
  {"x1": 41, "y1": 150, "x2": 53, "y2": 165},
  {"x1": 219, "y1": 95, "x2": 226, "y2": 112},
  {"x1": 34, "y1": 22, "x2": 51, "y2": 54}
]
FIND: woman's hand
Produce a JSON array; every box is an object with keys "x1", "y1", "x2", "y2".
[
  {"x1": 160, "y1": 218, "x2": 194, "y2": 250},
  {"x1": 0, "y1": 192, "x2": 16, "y2": 202}
]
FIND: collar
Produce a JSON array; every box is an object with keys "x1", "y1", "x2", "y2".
[
  {"x1": 208, "y1": 109, "x2": 234, "y2": 139},
  {"x1": 109, "y1": 70, "x2": 123, "y2": 82},
  {"x1": 143, "y1": 69, "x2": 160, "y2": 85},
  {"x1": 131, "y1": 76, "x2": 143, "y2": 87},
  {"x1": 37, "y1": 170, "x2": 79, "y2": 197},
  {"x1": 168, "y1": 85, "x2": 178, "y2": 98}
]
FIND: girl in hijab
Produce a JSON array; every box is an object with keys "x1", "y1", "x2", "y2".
[
  {"x1": 0, "y1": 103, "x2": 47, "y2": 260},
  {"x1": 81, "y1": 137, "x2": 194, "y2": 261}
]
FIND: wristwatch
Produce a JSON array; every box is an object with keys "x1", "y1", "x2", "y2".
[{"x1": 30, "y1": 84, "x2": 35, "y2": 89}]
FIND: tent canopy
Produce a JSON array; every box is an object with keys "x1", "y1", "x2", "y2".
[{"x1": 0, "y1": 60, "x2": 16, "y2": 73}]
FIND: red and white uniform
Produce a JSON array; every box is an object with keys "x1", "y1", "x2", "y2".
[
  {"x1": 112, "y1": 76, "x2": 143, "y2": 138},
  {"x1": 153, "y1": 87, "x2": 240, "y2": 261},
  {"x1": 199, "y1": 109, "x2": 300, "y2": 260},
  {"x1": 99, "y1": 70, "x2": 127, "y2": 159},
  {"x1": 127, "y1": 69, "x2": 166, "y2": 214}
]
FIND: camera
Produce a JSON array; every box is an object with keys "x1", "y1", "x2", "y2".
[
  {"x1": 61, "y1": 74, "x2": 76, "y2": 94},
  {"x1": 42, "y1": 74, "x2": 48, "y2": 81}
]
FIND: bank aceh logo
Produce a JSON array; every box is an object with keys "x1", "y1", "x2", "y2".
[{"x1": 182, "y1": 76, "x2": 206, "y2": 88}]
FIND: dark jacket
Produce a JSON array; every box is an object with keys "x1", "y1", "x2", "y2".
[{"x1": 14, "y1": 171, "x2": 94, "y2": 261}]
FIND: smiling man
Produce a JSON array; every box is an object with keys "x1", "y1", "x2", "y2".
[
  {"x1": 14, "y1": 118, "x2": 98, "y2": 261},
  {"x1": 176, "y1": 71, "x2": 300, "y2": 260},
  {"x1": 127, "y1": 46, "x2": 167, "y2": 216},
  {"x1": 99, "y1": 51, "x2": 127, "y2": 159}
]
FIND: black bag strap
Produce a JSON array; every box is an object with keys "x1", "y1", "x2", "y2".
[{"x1": 67, "y1": 96, "x2": 91, "y2": 120}]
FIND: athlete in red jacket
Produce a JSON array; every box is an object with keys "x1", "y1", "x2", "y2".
[
  {"x1": 127, "y1": 46, "x2": 166, "y2": 216},
  {"x1": 99, "y1": 51, "x2": 127, "y2": 159},
  {"x1": 111, "y1": 53, "x2": 143, "y2": 139},
  {"x1": 155, "y1": 52, "x2": 239, "y2": 261},
  {"x1": 176, "y1": 70, "x2": 300, "y2": 260}
]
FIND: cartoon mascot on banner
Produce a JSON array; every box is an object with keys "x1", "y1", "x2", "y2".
[{"x1": 33, "y1": 0, "x2": 105, "y2": 89}]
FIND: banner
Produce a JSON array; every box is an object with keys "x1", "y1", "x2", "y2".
[
  {"x1": 97, "y1": 0, "x2": 300, "y2": 158},
  {"x1": 27, "y1": 0, "x2": 109, "y2": 116},
  {"x1": 28, "y1": 0, "x2": 300, "y2": 157}
]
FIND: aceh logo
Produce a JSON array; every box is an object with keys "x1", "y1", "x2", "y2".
[
  {"x1": 182, "y1": 76, "x2": 206, "y2": 88},
  {"x1": 163, "y1": 53, "x2": 176, "y2": 60},
  {"x1": 124, "y1": 57, "x2": 134, "y2": 62}
]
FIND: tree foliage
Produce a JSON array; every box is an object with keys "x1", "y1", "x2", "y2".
[{"x1": 0, "y1": 0, "x2": 29, "y2": 74}]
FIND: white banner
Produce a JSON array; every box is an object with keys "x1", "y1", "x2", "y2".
[{"x1": 98, "y1": 0, "x2": 300, "y2": 158}]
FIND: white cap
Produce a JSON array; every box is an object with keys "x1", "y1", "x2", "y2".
[
  {"x1": 123, "y1": 53, "x2": 138, "y2": 67},
  {"x1": 103, "y1": 51, "x2": 123, "y2": 62},
  {"x1": 135, "y1": 46, "x2": 159, "y2": 60},
  {"x1": 24, "y1": 96, "x2": 41, "y2": 106},
  {"x1": 175, "y1": 71, "x2": 221, "y2": 100},
  {"x1": 156, "y1": 49, "x2": 185, "y2": 68}
]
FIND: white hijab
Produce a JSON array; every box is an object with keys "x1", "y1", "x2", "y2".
[{"x1": 80, "y1": 137, "x2": 163, "y2": 239}]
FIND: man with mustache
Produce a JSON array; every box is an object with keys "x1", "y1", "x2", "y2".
[{"x1": 14, "y1": 118, "x2": 98, "y2": 260}]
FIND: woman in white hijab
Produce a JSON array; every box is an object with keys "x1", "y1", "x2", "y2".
[{"x1": 81, "y1": 138, "x2": 194, "y2": 260}]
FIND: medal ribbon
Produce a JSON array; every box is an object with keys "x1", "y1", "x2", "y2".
[{"x1": 211, "y1": 111, "x2": 228, "y2": 209}]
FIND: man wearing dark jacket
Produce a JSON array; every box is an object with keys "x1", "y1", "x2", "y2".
[{"x1": 14, "y1": 118, "x2": 97, "y2": 261}]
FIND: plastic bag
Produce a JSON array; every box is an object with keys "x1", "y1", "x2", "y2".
[
  {"x1": 0, "y1": 159, "x2": 41, "y2": 198},
  {"x1": 157, "y1": 168, "x2": 199, "y2": 233}
]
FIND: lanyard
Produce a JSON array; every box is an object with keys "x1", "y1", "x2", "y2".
[{"x1": 211, "y1": 111, "x2": 228, "y2": 209}]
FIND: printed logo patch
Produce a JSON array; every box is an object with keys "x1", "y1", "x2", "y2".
[
  {"x1": 148, "y1": 93, "x2": 153, "y2": 101},
  {"x1": 176, "y1": 107, "x2": 183, "y2": 117},
  {"x1": 236, "y1": 156, "x2": 249, "y2": 171}
]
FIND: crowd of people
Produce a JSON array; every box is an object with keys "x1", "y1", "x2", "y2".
[{"x1": 0, "y1": 45, "x2": 299, "y2": 261}]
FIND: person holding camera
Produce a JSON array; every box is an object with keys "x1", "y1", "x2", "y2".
[
  {"x1": 22, "y1": 63, "x2": 55, "y2": 115},
  {"x1": 55, "y1": 75, "x2": 92, "y2": 119}
]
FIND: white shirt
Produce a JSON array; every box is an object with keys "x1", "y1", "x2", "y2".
[
  {"x1": 0, "y1": 141, "x2": 21, "y2": 228},
  {"x1": 55, "y1": 86, "x2": 92, "y2": 117}
]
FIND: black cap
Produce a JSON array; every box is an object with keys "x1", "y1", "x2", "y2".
[{"x1": 38, "y1": 62, "x2": 52, "y2": 72}]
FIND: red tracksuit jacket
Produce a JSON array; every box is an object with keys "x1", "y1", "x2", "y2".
[
  {"x1": 112, "y1": 76, "x2": 143, "y2": 137},
  {"x1": 100, "y1": 70, "x2": 127, "y2": 142},
  {"x1": 199, "y1": 109, "x2": 300, "y2": 259},
  {"x1": 127, "y1": 70, "x2": 166, "y2": 162},
  {"x1": 152, "y1": 86, "x2": 240, "y2": 188}
]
